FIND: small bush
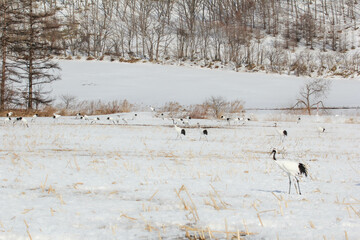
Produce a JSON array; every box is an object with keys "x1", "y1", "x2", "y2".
[
  {"x1": 161, "y1": 101, "x2": 183, "y2": 118},
  {"x1": 229, "y1": 100, "x2": 245, "y2": 113},
  {"x1": 188, "y1": 104, "x2": 209, "y2": 119},
  {"x1": 204, "y1": 96, "x2": 245, "y2": 118}
]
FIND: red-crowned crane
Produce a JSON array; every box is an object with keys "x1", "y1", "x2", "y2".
[{"x1": 270, "y1": 149, "x2": 308, "y2": 195}]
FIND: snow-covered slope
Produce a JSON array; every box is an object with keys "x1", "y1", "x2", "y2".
[{"x1": 52, "y1": 60, "x2": 360, "y2": 109}]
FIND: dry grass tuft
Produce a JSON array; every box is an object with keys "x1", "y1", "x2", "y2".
[
  {"x1": 345, "y1": 117, "x2": 360, "y2": 124},
  {"x1": 119, "y1": 58, "x2": 141, "y2": 63},
  {"x1": 188, "y1": 104, "x2": 209, "y2": 119},
  {"x1": 181, "y1": 225, "x2": 254, "y2": 240},
  {"x1": 175, "y1": 185, "x2": 200, "y2": 222},
  {"x1": 160, "y1": 101, "x2": 183, "y2": 118},
  {"x1": 264, "y1": 114, "x2": 298, "y2": 123},
  {"x1": 309, "y1": 221, "x2": 316, "y2": 229},
  {"x1": 204, "y1": 184, "x2": 230, "y2": 210}
]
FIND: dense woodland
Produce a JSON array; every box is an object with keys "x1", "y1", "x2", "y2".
[{"x1": 1, "y1": 0, "x2": 360, "y2": 110}]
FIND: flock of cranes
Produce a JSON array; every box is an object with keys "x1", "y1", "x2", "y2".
[{"x1": 2, "y1": 108, "x2": 329, "y2": 195}]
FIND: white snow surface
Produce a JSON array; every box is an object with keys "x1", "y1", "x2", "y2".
[
  {"x1": 0, "y1": 113, "x2": 359, "y2": 239},
  {"x1": 52, "y1": 60, "x2": 360, "y2": 108}
]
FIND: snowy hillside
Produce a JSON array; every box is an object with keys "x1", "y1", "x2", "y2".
[{"x1": 52, "y1": 60, "x2": 360, "y2": 109}]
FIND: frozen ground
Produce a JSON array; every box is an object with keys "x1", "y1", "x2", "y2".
[
  {"x1": 0, "y1": 112, "x2": 359, "y2": 239},
  {"x1": 52, "y1": 60, "x2": 360, "y2": 109}
]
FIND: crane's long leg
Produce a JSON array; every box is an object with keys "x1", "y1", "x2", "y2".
[
  {"x1": 294, "y1": 180, "x2": 299, "y2": 194},
  {"x1": 288, "y1": 175, "x2": 291, "y2": 194},
  {"x1": 296, "y1": 177, "x2": 302, "y2": 195}
]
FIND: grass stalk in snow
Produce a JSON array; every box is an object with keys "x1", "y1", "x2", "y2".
[
  {"x1": 181, "y1": 225, "x2": 254, "y2": 239},
  {"x1": 175, "y1": 185, "x2": 200, "y2": 222},
  {"x1": 309, "y1": 221, "x2": 316, "y2": 229},
  {"x1": 149, "y1": 190, "x2": 159, "y2": 202},
  {"x1": 40, "y1": 175, "x2": 48, "y2": 192}
]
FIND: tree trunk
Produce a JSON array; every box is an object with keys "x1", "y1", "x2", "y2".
[{"x1": 1, "y1": 1, "x2": 7, "y2": 110}]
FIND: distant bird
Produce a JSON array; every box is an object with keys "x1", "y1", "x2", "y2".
[
  {"x1": 275, "y1": 125, "x2": 287, "y2": 143},
  {"x1": 270, "y1": 149, "x2": 308, "y2": 195},
  {"x1": 121, "y1": 113, "x2": 138, "y2": 124},
  {"x1": 4, "y1": 117, "x2": 11, "y2": 124},
  {"x1": 7, "y1": 112, "x2": 13, "y2": 117},
  {"x1": 75, "y1": 113, "x2": 83, "y2": 119},
  {"x1": 13, "y1": 117, "x2": 29, "y2": 128},
  {"x1": 180, "y1": 117, "x2": 190, "y2": 126},
  {"x1": 107, "y1": 116, "x2": 117, "y2": 124},
  {"x1": 90, "y1": 117, "x2": 100, "y2": 124},
  {"x1": 220, "y1": 115, "x2": 233, "y2": 125},
  {"x1": 172, "y1": 119, "x2": 185, "y2": 140},
  {"x1": 150, "y1": 106, "x2": 156, "y2": 112},
  {"x1": 80, "y1": 115, "x2": 90, "y2": 121},
  {"x1": 318, "y1": 126, "x2": 325, "y2": 133},
  {"x1": 52, "y1": 113, "x2": 61, "y2": 123},
  {"x1": 31, "y1": 114, "x2": 38, "y2": 123},
  {"x1": 297, "y1": 117, "x2": 301, "y2": 124},
  {"x1": 197, "y1": 123, "x2": 208, "y2": 141}
]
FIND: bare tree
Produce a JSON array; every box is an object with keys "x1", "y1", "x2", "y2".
[
  {"x1": 205, "y1": 96, "x2": 228, "y2": 118},
  {"x1": 0, "y1": 0, "x2": 23, "y2": 110},
  {"x1": 293, "y1": 78, "x2": 331, "y2": 115},
  {"x1": 60, "y1": 94, "x2": 77, "y2": 109},
  {"x1": 14, "y1": 0, "x2": 61, "y2": 110}
]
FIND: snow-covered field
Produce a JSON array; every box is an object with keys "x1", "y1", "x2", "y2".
[
  {"x1": 52, "y1": 60, "x2": 360, "y2": 109},
  {"x1": 1, "y1": 61, "x2": 360, "y2": 239},
  {"x1": 1, "y1": 112, "x2": 359, "y2": 239}
]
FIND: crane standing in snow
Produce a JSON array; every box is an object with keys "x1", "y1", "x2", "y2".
[
  {"x1": 318, "y1": 126, "x2": 325, "y2": 135},
  {"x1": 270, "y1": 149, "x2": 308, "y2": 195},
  {"x1": 13, "y1": 117, "x2": 29, "y2": 128},
  {"x1": 172, "y1": 119, "x2": 186, "y2": 140},
  {"x1": 53, "y1": 113, "x2": 61, "y2": 122},
  {"x1": 197, "y1": 123, "x2": 208, "y2": 141},
  {"x1": 274, "y1": 124, "x2": 288, "y2": 143}
]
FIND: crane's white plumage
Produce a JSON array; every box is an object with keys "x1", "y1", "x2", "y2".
[
  {"x1": 107, "y1": 116, "x2": 116, "y2": 124},
  {"x1": 4, "y1": 116, "x2": 11, "y2": 124},
  {"x1": 197, "y1": 123, "x2": 208, "y2": 141},
  {"x1": 31, "y1": 114, "x2": 38, "y2": 122},
  {"x1": 275, "y1": 125, "x2": 287, "y2": 143},
  {"x1": 270, "y1": 149, "x2": 308, "y2": 195},
  {"x1": 172, "y1": 119, "x2": 185, "y2": 140},
  {"x1": 14, "y1": 117, "x2": 29, "y2": 128},
  {"x1": 81, "y1": 115, "x2": 90, "y2": 121},
  {"x1": 318, "y1": 126, "x2": 325, "y2": 133},
  {"x1": 90, "y1": 117, "x2": 100, "y2": 124}
]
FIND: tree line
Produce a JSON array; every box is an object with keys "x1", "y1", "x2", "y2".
[
  {"x1": 1, "y1": 0, "x2": 360, "y2": 110},
  {"x1": 1, "y1": 0, "x2": 61, "y2": 110}
]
